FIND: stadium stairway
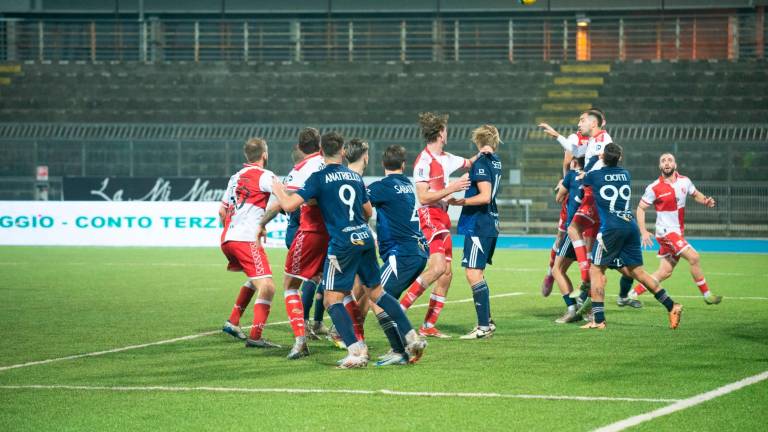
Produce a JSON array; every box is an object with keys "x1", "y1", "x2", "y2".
[{"x1": 535, "y1": 63, "x2": 610, "y2": 125}]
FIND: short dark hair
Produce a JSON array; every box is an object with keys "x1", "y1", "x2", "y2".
[
  {"x1": 590, "y1": 107, "x2": 606, "y2": 127},
  {"x1": 344, "y1": 138, "x2": 369, "y2": 164},
  {"x1": 584, "y1": 109, "x2": 604, "y2": 129},
  {"x1": 298, "y1": 127, "x2": 320, "y2": 154},
  {"x1": 603, "y1": 143, "x2": 623, "y2": 167},
  {"x1": 418, "y1": 112, "x2": 448, "y2": 143},
  {"x1": 321, "y1": 131, "x2": 344, "y2": 158},
  {"x1": 382, "y1": 145, "x2": 406, "y2": 171},
  {"x1": 575, "y1": 156, "x2": 585, "y2": 168},
  {"x1": 244, "y1": 138, "x2": 267, "y2": 163}
]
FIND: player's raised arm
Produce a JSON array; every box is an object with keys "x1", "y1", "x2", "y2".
[
  {"x1": 539, "y1": 122, "x2": 578, "y2": 153},
  {"x1": 692, "y1": 190, "x2": 716, "y2": 208},
  {"x1": 271, "y1": 178, "x2": 305, "y2": 212}
]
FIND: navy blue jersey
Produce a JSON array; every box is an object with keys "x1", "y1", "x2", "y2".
[
  {"x1": 561, "y1": 169, "x2": 583, "y2": 228},
  {"x1": 284, "y1": 209, "x2": 300, "y2": 247},
  {"x1": 297, "y1": 164, "x2": 374, "y2": 253},
  {"x1": 583, "y1": 166, "x2": 637, "y2": 232},
  {"x1": 367, "y1": 174, "x2": 428, "y2": 259},
  {"x1": 457, "y1": 153, "x2": 502, "y2": 237}
]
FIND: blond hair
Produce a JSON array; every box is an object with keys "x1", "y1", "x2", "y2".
[
  {"x1": 244, "y1": 138, "x2": 267, "y2": 163},
  {"x1": 471, "y1": 124, "x2": 500, "y2": 151}
]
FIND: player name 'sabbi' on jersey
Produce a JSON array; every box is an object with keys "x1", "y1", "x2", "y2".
[
  {"x1": 368, "y1": 173, "x2": 429, "y2": 301},
  {"x1": 368, "y1": 173, "x2": 428, "y2": 260}
]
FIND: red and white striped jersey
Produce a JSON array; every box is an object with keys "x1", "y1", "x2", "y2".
[
  {"x1": 221, "y1": 163, "x2": 275, "y2": 243},
  {"x1": 641, "y1": 174, "x2": 697, "y2": 236},
  {"x1": 284, "y1": 152, "x2": 326, "y2": 233},
  {"x1": 413, "y1": 147, "x2": 469, "y2": 211}
]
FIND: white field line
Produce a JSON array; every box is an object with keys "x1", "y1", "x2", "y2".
[
  {"x1": 0, "y1": 292, "x2": 524, "y2": 373},
  {"x1": 593, "y1": 370, "x2": 768, "y2": 432},
  {"x1": 0, "y1": 384, "x2": 680, "y2": 403}
]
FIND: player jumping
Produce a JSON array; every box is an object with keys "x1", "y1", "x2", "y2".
[{"x1": 580, "y1": 143, "x2": 683, "y2": 330}]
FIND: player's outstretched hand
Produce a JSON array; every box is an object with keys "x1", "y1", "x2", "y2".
[
  {"x1": 254, "y1": 224, "x2": 267, "y2": 248},
  {"x1": 705, "y1": 196, "x2": 716, "y2": 208},
  {"x1": 449, "y1": 173, "x2": 471, "y2": 193},
  {"x1": 640, "y1": 230, "x2": 654, "y2": 248},
  {"x1": 538, "y1": 122, "x2": 559, "y2": 138},
  {"x1": 447, "y1": 197, "x2": 465, "y2": 206}
]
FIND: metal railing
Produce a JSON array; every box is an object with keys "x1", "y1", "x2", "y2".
[{"x1": 1, "y1": 10, "x2": 765, "y2": 63}]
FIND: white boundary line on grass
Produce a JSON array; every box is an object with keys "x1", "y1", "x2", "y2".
[
  {"x1": 593, "y1": 370, "x2": 768, "y2": 432},
  {"x1": 0, "y1": 292, "x2": 524, "y2": 373},
  {"x1": 0, "y1": 384, "x2": 680, "y2": 403}
]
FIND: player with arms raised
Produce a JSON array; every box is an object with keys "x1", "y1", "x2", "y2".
[
  {"x1": 580, "y1": 143, "x2": 683, "y2": 330},
  {"x1": 628, "y1": 153, "x2": 722, "y2": 305}
]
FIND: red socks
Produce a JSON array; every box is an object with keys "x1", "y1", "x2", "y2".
[
  {"x1": 343, "y1": 295, "x2": 365, "y2": 342},
  {"x1": 228, "y1": 284, "x2": 255, "y2": 326},
  {"x1": 400, "y1": 276, "x2": 426, "y2": 310},
  {"x1": 249, "y1": 299, "x2": 271, "y2": 340},
  {"x1": 423, "y1": 294, "x2": 446, "y2": 328},
  {"x1": 695, "y1": 278, "x2": 710, "y2": 296},
  {"x1": 284, "y1": 289, "x2": 305, "y2": 337},
  {"x1": 573, "y1": 239, "x2": 590, "y2": 282}
]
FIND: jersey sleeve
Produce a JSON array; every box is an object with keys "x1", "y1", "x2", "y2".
[
  {"x1": 221, "y1": 174, "x2": 236, "y2": 205},
  {"x1": 582, "y1": 171, "x2": 595, "y2": 188},
  {"x1": 557, "y1": 133, "x2": 579, "y2": 153},
  {"x1": 640, "y1": 184, "x2": 656, "y2": 205},
  {"x1": 470, "y1": 158, "x2": 492, "y2": 183},
  {"x1": 412, "y1": 155, "x2": 431, "y2": 183},
  {"x1": 296, "y1": 172, "x2": 319, "y2": 202},
  {"x1": 367, "y1": 181, "x2": 383, "y2": 206},
  {"x1": 284, "y1": 167, "x2": 305, "y2": 191},
  {"x1": 686, "y1": 178, "x2": 697, "y2": 196},
  {"x1": 561, "y1": 171, "x2": 573, "y2": 190},
  {"x1": 445, "y1": 152, "x2": 469, "y2": 176},
  {"x1": 259, "y1": 170, "x2": 275, "y2": 193}
]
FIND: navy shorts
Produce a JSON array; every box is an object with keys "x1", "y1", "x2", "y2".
[
  {"x1": 461, "y1": 236, "x2": 497, "y2": 269},
  {"x1": 380, "y1": 253, "x2": 428, "y2": 299},
  {"x1": 593, "y1": 226, "x2": 644, "y2": 269},
  {"x1": 556, "y1": 234, "x2": 577, "y2": 260},
  {"x1": 323, "y1": 245, "x2": 381, "y2": 292}
]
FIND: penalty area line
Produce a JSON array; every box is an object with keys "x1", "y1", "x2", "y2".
[
  {"x1": 593, "y1": 370, "x2": 768, "y2": 432},
  {"x1": 0, "y1": 292, "x2": 524, "y2": 373},
  {"x1": 0, "y1": 384, "x2": 679, "y2": 403}
]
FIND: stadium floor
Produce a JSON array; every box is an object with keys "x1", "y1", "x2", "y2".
[{"x1": 1, "y1": 247, "x2": 766, "y2": 431}]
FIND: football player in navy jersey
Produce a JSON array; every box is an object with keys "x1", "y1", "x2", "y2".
[
  {"x1": 551, "y1": 155, "x2": 587, "y2": 324},
  {"x1": 367, "y1": 145, "x2": 429, "y2": 365},
  {"x1": 450, "y1": 125, "x2": 503, "y2": 339},
  {"x1": 580, "y1": 143, "x2": 683, "y2": 330},
  {"x1": 271, "y1": 132, "x2": 427, "y2": 368}
]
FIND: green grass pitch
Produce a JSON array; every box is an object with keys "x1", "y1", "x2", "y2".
[{"x1": 0, "y1": 246, "x2": 766, "y2": 431}]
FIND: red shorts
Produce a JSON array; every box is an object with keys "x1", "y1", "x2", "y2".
[
  {"x1": 418, "y1": 207, "x2": 453, "y2": 261},
  {"x1": 221, "y1": 241, "x2": 272, "y2": 279},
  {"x1": 558, "y1": 200, "x2": 568, "y2": 232},
  {"x1": 573, "y1": 191, "x2": 599, "y2": 239},
  {"x1": 656, "y1": 232, "x2": 692, "y2": 260},
  {"x1": 284, "y1": 230, "x2": 329, "y2": 281}
]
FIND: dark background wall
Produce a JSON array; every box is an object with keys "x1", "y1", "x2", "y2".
[{"x1": 1, "y1": 0, "x2": 767, "y2": 15}]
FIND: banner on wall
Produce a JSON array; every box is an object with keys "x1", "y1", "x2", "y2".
[
  {"x1": 0, "y1": 201, "x2": 289, "y2": 247},
  {"x1": 62, "y1": 177, "x2": 228, "y2": 201}
]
